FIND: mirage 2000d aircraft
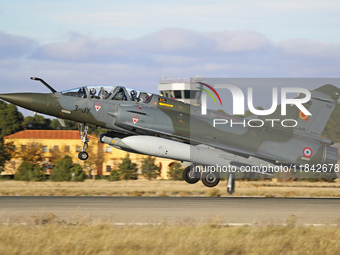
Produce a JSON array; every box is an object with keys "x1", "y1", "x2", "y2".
[{"x1": 0, "y1": 77, "x2": 339, "y2": 194}]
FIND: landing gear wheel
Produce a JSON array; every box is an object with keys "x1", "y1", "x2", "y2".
[
  {"x1": 227, "y1": 172, "x2": 235, "y2": 194},
  {"x1": 202, "y1": 171, "x2": 220, "y2": 187},
  {"x1": 183, "y1": 166, "x2": 201, "y2": 184},
  {"x1": 78, "y1": 151, "x2": 89, "y2": 161}
]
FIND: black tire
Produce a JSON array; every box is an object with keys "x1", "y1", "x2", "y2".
[
  {"x1": 202, "y1": 171, "x2": 220, "y2": 187},
  {"x1": 78, "y1": 151, "x2": 89, "y2": 160},
  {"x1": 183, "y1": 166, "x2": 201, "y2": 184}
]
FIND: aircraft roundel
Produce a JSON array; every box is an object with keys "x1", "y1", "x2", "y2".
[{"x1": 302, "y1": 147, "x2": 312, "y2": 157}]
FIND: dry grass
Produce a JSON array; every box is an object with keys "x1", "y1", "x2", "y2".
[
  {"x1": 0, "y1": 179, "x2": 340, "y2": 197},
  {"x1": 2, "y1": 180, "x2": 339, "y2": 254},
  {"x1": 1, "y1": 214, "x2": 340, "y2": 255}
]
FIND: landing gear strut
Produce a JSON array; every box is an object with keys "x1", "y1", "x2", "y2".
[
  {"x1": 227, "y1": 172, "x2": 235, "y2": 194},
  {"x1": 78, "y1": 123, "x2": 89, "y2": 160}
]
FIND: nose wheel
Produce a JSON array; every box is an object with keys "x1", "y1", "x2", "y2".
[
  {"x1": 78, "y1": 123, "x2": 89, "y2": 160},
  {"x1": 78, "y1": 151, "x2": 89, "y2": 160}
]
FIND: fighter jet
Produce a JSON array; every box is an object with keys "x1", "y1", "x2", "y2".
[{"x1": 0, "y1": 77, "x2": 339, "y2": 194}]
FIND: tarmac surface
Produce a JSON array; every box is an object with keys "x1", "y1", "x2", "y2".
[{"x1": 1, "y1": 196, "x2": 340, "y2": 225}]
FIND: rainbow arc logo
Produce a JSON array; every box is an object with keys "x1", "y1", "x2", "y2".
[{"x1": 197, "y1": 82, "x2": 223, "y2": 106}]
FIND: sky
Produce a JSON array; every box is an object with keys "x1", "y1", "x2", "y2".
[{"x1": 0, "y1": 0, "x2": 340, "y2": 96}]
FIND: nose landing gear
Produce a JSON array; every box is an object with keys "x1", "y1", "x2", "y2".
[{"x1": 78, "y1": 123, "x2": 89, "y2": 160}]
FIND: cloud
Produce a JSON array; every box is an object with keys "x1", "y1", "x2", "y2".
[
  {"x1": 28, "y1": 28, "x2": 340, "y2": 65},
  {"x1": 208, "y1": 30, "x2": 270, "y2": 52},
  {"x1": 278, "y1": 39, "x2": 340, "y2": 60},
  {"x1": 31, "y1": 33, "x2": 127, "y2": 62},
  {"x1": 1, "y1": 28, "x2": 340, "y2": 95},
  {"x1": 29, "y1": 28, "x2": 274, "y2": 65},
  {"x1": 0, "y1": 31, "x2": 37, "y2": 59},
  {"x1": 134, "y1": 28, "x2": 213, "y2": 53}
]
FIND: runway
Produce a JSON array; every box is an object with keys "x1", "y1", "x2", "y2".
[{"x1": 1, "y1": 196, "x2": 340, "y2": 225}]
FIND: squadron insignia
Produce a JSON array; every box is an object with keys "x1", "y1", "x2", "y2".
[
  {"x1": 133, "y1": 116, "x2": 139, "y2": 124},
  {"x1": 95, "y1": 103, "x2": 101, "y2": 111}
]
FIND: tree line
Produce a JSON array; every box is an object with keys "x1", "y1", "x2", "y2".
[
  {"x1": 108, "y1": 154, "x2": 183, "y2": 181},
  {"x1": 12, "y1": 150, "x2": 183, "y2": 182}
]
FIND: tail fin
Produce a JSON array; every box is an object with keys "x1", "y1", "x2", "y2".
[
  {"x1": 294, "y1": 84, "x2": 340, "y2": 138},
  {"x1": 258, "y1": 84, "x2": 340, "y2": 141}
]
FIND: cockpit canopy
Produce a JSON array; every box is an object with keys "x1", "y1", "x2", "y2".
[{"x1": 61, "y1": 86, "x2": 153, "y2": 103}]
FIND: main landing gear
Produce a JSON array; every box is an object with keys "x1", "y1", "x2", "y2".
[
  {"x1": 78, "y1": 123, "x2": 89, "y2": 160},
  {"x1": 201, "y1": 171, "x2": 220, "y2": 187},
  {"x1": 182, "y1": 165, "x2": 236, "y2": 194},
  {"x1": 183, "y1": 166, "x2": 201, "y2": 184}
]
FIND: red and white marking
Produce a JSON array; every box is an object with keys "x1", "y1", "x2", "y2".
[
  {"x1": 302, "y1": 147, "x2": 313, "y2": 157},
  {"x1": 133, "y1": 116, "x2": 139, "y2": 124},
  {"x1": 95, "y1": 103, "x2": 101, "y2": 111}
]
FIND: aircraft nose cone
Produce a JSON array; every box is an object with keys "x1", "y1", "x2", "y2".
[{"x1": 0, "y1": 93, "x2": 32, "y2": 109}]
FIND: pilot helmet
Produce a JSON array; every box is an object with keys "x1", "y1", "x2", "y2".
[
  {"x1": 90, "y1": 88, "x2": 96, "y2": 96},
  {"x1": 130, "y1": 90, "x2": 137, "y2": 97}
]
